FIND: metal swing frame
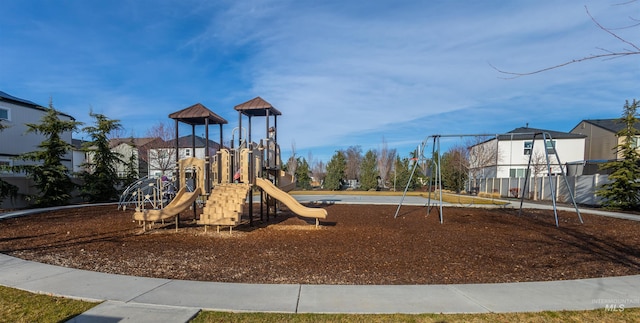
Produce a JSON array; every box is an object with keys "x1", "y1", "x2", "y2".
[{"x1": 394, "y1": 132, "x2": 583, "y2": 227}]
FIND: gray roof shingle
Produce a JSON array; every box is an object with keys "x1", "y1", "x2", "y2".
[
  {"x1": 580, "y1": 119, "x2": 640, "y2": 134},
  {"x1": 497, "y1": 127, "x2": 586, "y2": 141}
]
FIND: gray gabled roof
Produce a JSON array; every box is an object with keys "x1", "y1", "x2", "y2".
[
  {"x1": 175, "y1": 135, "x2": 221, "y2": 149},
  {"x1": 0, "y1": 90, "x2": 75, "y2": 120},
  {"x1": 577, "y1": 119, "x2": 640, "y2": 134},
  {"x1": 497, "y1": 127, "x2": 586, "y2": 141},
  {"x1": 72, "y1": 138, "x2": 87, "y2": 150}
]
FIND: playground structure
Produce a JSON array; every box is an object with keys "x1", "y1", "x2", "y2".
[
  {"x1": 129, "y1": 97, "x2": 327, "y2": 231},
  {"x1": 395, "y1": 132, "x2": 583, "y2": 227},
  {"x1": 118, "y1": 175, "x2": 177, "y2": 211}
]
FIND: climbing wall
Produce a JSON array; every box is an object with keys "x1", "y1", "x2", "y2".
[{"x1": 198, "y1": 183, "x2": 251, "y2": 226}]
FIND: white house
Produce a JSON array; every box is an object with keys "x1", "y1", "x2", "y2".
[
  {"x1": 0, "y1": 90, "x2": 76, "y2": 208},
  {"x1": 469, "y1": 127, "x2": 586, "y2": 180},
  {"x1": 147, "y1": 135, "x2": 222, "y2": 178},
  {"x1": 0, "y1": 90, "x2": 76, "y2": 174}
]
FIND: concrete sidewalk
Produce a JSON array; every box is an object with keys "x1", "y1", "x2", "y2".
[{"x1": 1, "y1": 253, "x2": 639, "y2": 322}]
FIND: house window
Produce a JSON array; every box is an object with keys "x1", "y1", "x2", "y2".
[
  {"x1": 632, "y1": 137, "x2": 640, "y2": 149},
  {"x1": 545, "y1": 140, "x2": 556, "y2": 154},
  {"x1": 523, "y1": 141, "x2": 532, "y2": 155},
  {"x1": 0, "y1": 107, "x2": 9, "y2": 121},
  {"x1": 185, "y1": 149, "x2": 191, "y2": 156},
  {"x1": 509, "y1": 168, "x2": 526, "y2": 178}
]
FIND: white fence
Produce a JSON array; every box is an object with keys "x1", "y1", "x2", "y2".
[{"x1": 475, "y1": 174, "x2": 610, "y2": 206}]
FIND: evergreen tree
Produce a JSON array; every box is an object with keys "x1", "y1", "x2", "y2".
[
  {"x1": 14, "y1": 101, "x2": 81, "y2": 207},
  {"x1": 324, "y1": 151, "x2": 346, "y2": 190},
  {"x1": 393, "y1": 156, "x2": 416, "y2": 191},
  {"x1": 0, "y1": 123, "x2": 18, "y2": 203},
  {"x1": 441, "y1": 148, "x2": 468, "y2": 194},
  {"x1": 0, "y1": 173, "x2": 17, "y2": 204},
  {"x1": 79, "y1": 112, "x2": 123, "y2": 202},
  {"x1": 596, "y1": 99, "x2": 640, "y2": 210},
  {"x1": 295, "y1": 157, "x2": 312, "y2": 190},
  {"x1": 359, "y1": 149, "x2": 379, "y2": 191}
]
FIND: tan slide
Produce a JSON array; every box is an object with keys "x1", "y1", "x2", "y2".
[
  {"x1": 133, "y1": 187, "x2": 202, "y2": 222},
  {"x1": 255, "y1": 178, "x2": 327, "y2": 219}
]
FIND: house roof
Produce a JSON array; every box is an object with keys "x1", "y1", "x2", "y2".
[
  {"x1": 575, "y1": 119, "x2": 640, "y2": 134},
  {"x1": 234, "y1": 96, "x2": 282, "y2": 117},
  {"x1": 168, "y1": 103, "x2": 228, "y2": 126},
  {"x1": 108, "y1": 137, "x2": 161, "y2": 148},
  {"x1": 495, "y1": 127, "x2": 586, "y2": 141},
  {"x1": 72, "y1": 138, "x2": 86, "y2": 150},
  {"x1": 0, "y1": 90, "x2": 75, "y2": 120},
  {"x1": 174, "y1": 135, "x2": 221, "y2": 149}
]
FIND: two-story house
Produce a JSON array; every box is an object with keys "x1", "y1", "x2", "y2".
[
  {"x1": 1, "y1": 90, "x2": 76, "y2": 208},
  {"x1": 469, "y1": 127, "x2": 586, "y2": 180},
  {"x1": 570, "y1": 119, "x2": 640, "y2": 161},
  {"x1": 1, "y1": 91, "x2": 76, "y2": 172},
  {"x1": 108, "y1": 137, "x2": 163, "y2": 178}
]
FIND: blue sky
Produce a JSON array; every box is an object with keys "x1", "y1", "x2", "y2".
[{"x1": 1, "y1": 0, "x2": 638, "y2": 163}]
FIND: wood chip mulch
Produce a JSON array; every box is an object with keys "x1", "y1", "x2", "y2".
[{"x1": 1, "y1": 204, "x2": 639, "y2": 285}]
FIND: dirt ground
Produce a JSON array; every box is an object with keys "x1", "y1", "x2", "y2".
[{"x1": 1, "y1": 203, "x2": 639, "y2": 285}]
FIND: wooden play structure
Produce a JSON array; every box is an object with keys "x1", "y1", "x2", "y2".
[{"x1": 132, "y1": 97, "x2": 327, "y2": 231}]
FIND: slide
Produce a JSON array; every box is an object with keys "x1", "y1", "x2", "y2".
[
  {"x1": 133, "y1": 187, "x2": 202, "y2": 222},
  {"x1": 255, "y1": 178, "x2": 327, "y2": 219}
]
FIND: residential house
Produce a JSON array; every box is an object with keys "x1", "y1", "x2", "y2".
[
  {"x1": 0, "y1": 90, "x2": 76, "y2": 208},
  {"x1": 570, "y1": 119, "x2": 640, "y2": 161},
  {"x1": 469, "y1": 127, "x2": 586, "y2": 180},
  {"x1": 108, "y1": 137, "x2": 162, "y2": 178},
  {"x1": 147, "y1": 135, "x2": 222, "y2": 178},
  {"x1": 0, "y1": 90, "x2": 76, "y2": 172},
  {"x1": 77, "y1": 137, "x2": 163, "y2": 180}
]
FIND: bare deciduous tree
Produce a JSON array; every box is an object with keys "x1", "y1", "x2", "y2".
[
  {"x1": 527, "y1": 146, "x2": 561, "y2": 200},
  {"x1": 143, "y1": 121, "x2": 176, "y2": 176},
  {"x1": 528, "y1": 150, "x2": 549, "y2": 201},
  {"x1": 343, "y1": 145, "x2": 362, "y2": 181},
  {"x1": 307, "y1": 151, "x2": 325, "y2": 186},
  {"x1": 467, "y1": 136, "x2": 498, "y2": 187},
  {"x1": 311, "y1": 160, "x2": 325, "y2": 187},
  {"x1": 286, "y1": 141, "x2": 297, "y2": 177},
  {"x1": 491, "y1": 4, "x2": 639, "y2": 78},
  {"x1": 376, "y1": 137, "x2": 396, "y2": 188}
]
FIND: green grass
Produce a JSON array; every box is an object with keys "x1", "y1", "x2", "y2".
[
  {"x1": 192, "y1": 308, "x2": 640, "y2": 322},
  {"x1": 0, "y1": 285, "x2": 98, "y2": 323},
  {"x1": 2, "y1": 285, "x2": 638, "y2": 322}
]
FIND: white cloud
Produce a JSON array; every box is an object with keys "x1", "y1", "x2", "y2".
[{"x1": 2, "y1": 0, "x2": 638, "y2": 162}]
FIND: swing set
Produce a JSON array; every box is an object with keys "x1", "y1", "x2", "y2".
[{"x1": 394, "y1": 132, "x2": 583, "y2": 227}]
